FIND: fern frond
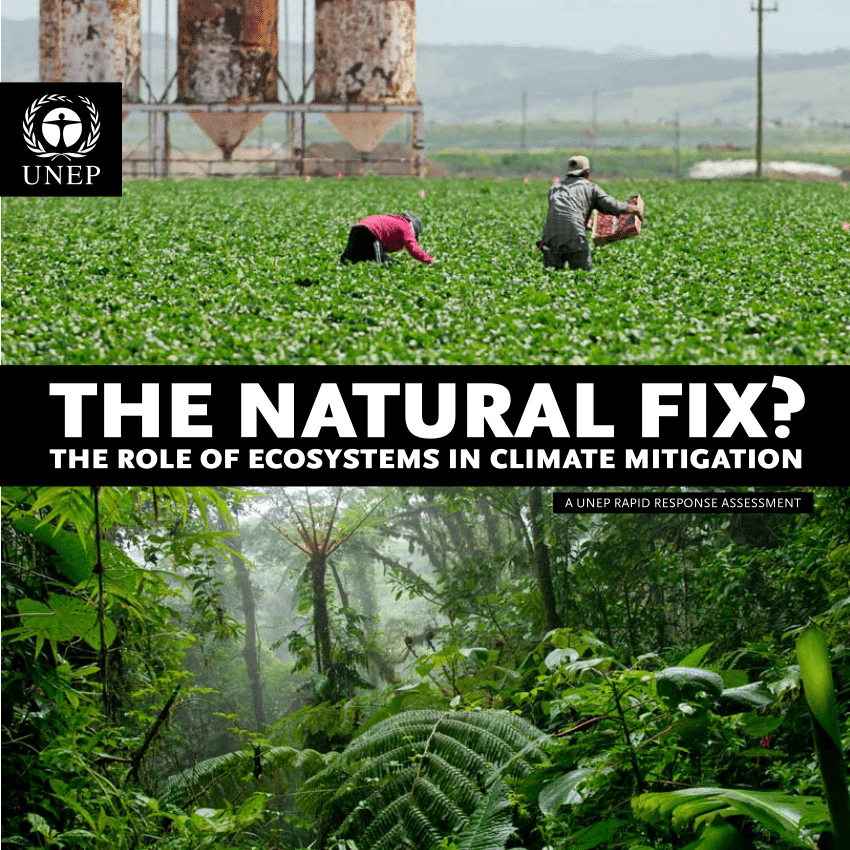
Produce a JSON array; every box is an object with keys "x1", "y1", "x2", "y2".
[
  {"x1": 422, "y1": 751, "x2": 481, "y2": 812},
  {"x1": 337, "y1": 763, "x2": 422, "y2": 834},
  {"x1": 161, "y1": 746, "x2": 325, "y2": 807},
  {"x1": 453, "y1": 780, "x2": 515, "y2": 850},
  {"x1": 362, "y1": 792, "x2": 440, "y2": 850},
  {"x1": 410, "y1": 775, "x2": 468, "y2": 832},
  {"x1": 305, "y1": 709, "x2": 548, "y2": 850}
]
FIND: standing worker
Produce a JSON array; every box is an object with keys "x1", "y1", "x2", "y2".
[
  {"x1": 340, "y1": 211, "x2": 433, "y2": 265},
  {"x1": 539, "y1": 155, "x2": 643, "y2": 271}
]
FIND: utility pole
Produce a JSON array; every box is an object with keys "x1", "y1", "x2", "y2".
[
  {"x1": 591, "y1": 88, "x2": 598, "y2": 153},
  {"x1": 751, "y1": 0, "x2": 778, "y2": 178},
  {"x1": 521, "y1": 90, "x2": 527, "y2": 150},
  {"x1": 284, "y1": 0, "x2": 294, "y2": 150},
  {"x1": 302, "y1": 0, "x2": 307, "y2": 100},
  {"x1": 674, "y1": 110, "x2": 680, "y2": 180}
]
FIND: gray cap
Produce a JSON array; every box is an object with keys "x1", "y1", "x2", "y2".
[
  {"x1": 402, "y1": 211, "x2": 423, "y2": 238},
  {"x1": 566, "y1": 155, "x2": 591, "y2": 176}
]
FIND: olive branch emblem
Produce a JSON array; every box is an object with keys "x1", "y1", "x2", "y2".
[{"x1": 23, "y1": 94, "x2": 101, "y2": 160}]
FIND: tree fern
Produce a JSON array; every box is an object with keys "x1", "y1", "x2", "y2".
[
  {"x1": 303, "y1": 709, "x2": 548, "y2": 850},
  {"x1": 161, "y1": 746, "x2": 327, "y2": 808}
]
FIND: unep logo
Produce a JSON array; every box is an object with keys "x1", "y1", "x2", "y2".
[
  {"x1": 3, "y1": 81, "x2": 121, "y2": 197},
  {"x1": 23, "y1": 94, "x2": 101, "y2": 161}
]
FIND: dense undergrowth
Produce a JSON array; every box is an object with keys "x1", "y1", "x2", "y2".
[
  {"x1": 2, "y1": 485, "x2": 848, "y2": 850},
  {"x1": 2, "y1": 177, "x2": 848, "y2": 365}
]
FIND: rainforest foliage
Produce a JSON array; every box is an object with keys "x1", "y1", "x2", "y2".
[{"x1": 2, "y1": 485, "x2": 848, "y2": 850}]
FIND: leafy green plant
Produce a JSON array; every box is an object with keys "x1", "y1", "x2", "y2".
[
  {"x1": 507, "y1": 629, "x2": 789, "y2": 849},
  {"x1": 796, "y1": 622, "x2": 850, "y2": 849},
  {"x1": 304, "y1": 709, "x2": 549, "y2": 850},
  {"x1": 160, "y1": 744, "x2": 328, "y2": 808},
  {"x1": 632, "y1": 786, "x2": 830, "y2": 848},
  {"x1": 1, "y1": 485, "x2": 260, "y2": 848},
  {"x1": 3, "y1": 179, "x2": 848, "y2": 365},
  {"x1": 630, "y1": 621, "x2": 848, "y2": 850}
]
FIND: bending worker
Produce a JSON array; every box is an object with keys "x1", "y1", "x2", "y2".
[
  {"x1": 340, "y1": 211, "x2": 433, "y2": 264},
  {"x1": 539, "y1": 155, "x2": 643, "y2": 271}
]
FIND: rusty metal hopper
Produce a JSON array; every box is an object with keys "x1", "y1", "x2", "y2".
[
  {"x1": 324, "y1": 113, "x2": 404, "y2": 154},
  {"x1": 177, "y1": 0, "x2": 278, "y2": 159},
  {"x1": 314, "y1": 0, "x2": 418, "y2": 153},
  {"x1": 39, "y1": 0, "x2": 141, "y2": 103},
  {"x1": 188, "y1": 112, "x2": 268, "y2": 160}
]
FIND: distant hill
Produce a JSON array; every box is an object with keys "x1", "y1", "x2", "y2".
[
  {"x1": 416, "y1": 43, "x2": 850, "y2": 124},
  {"x1": 3, "y1": 17, "x2": 848, "y2": 125}
]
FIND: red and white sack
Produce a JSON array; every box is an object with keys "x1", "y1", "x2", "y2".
[{"x1": 588, "y1": 194, "x2": 644, "y2": 246}]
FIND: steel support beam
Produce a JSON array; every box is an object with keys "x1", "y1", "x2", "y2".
[{"x1": 123, "y1": 102, "x2": 425, "y2": 179}]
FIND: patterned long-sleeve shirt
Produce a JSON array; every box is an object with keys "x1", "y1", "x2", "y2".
[
  {"x1": 541, "y1": 176, "x2": 629, "y2": 250},
  {"x1": 357, "y1": 214, "x2": 433, "y2": 264}
]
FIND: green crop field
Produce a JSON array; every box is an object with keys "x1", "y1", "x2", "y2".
[{"x1": 2, "y1": 176, "x2": 848, "y2": 366}]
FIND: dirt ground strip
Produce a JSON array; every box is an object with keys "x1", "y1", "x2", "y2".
[{"x1": 121, "y1": 141, "x2": 441, "y2": 178}]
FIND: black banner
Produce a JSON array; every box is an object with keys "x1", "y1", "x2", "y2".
[
  {"x1": 553, "y1": 491, "x2": 814, "y2": 513},
  {"x1": 8, "y1": 365, "x2": 847, "y2": 484}
]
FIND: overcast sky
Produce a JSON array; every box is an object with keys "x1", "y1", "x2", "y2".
[{"x1": 2, "y1": 0, "x2": 848, "y2": 56}]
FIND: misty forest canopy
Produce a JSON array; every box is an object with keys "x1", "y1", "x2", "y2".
[{"x1": 2, "y1": 485, "x2": 849, "y2": 850}]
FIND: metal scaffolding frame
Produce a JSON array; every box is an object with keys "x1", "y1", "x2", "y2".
[
  {"x1": 121, "y1": 0, "x2": 426, "y2": 180},
  {"x1": 125, "y1": 101, "x2": 426, "y2": 179},
  {"x1": 127, "y1": 102, "x2": 425, "y2": 178}
]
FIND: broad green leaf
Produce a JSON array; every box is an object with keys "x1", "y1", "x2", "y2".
[
  {"x1": 719, "y1": 793, "x2": 827, "y2": 839},
  {"x1": 633, "y1": 787, "x2": 829, "y2": 849},
  {"x1": 459, "y1": 647, "x2": 494, "y2": 668},
  {"x1": 15, "y1": 594, "x2": 116, "y2": 650},
  {"x1": 670, "y1": 798, "x2": 727, "y2": 828},
  {"x1": 715, "y1": 682, "x2": 773, "y2": 714},
  {"x1": 13, "y1": 517, "x2": 93, "y2": 583},
  {"x1": 570, "y1": 817, "x2": 628, "y2": 850},
  {"x1": 718, "y1": 669, "x2": 749, "y2": 689},
  {"x1": 796, "y1": 623, "x2": 850, "y2": 850},
  {"x1": 676, "y1": 642, "x2": 714, "y2": 668},
  {"x1": 562, "y1": 656, "x2": 612, "y2": 679},
  {"x1": 538, "y1": 767, "x2": 596, "y2": 814},
  {"x1": 796, "y1": 623, "x2": 841, "y2": 749},
  {"x1": 543, "y1": 647, "x2": 579, "y2": 669},
  {"x1": 191, "y1": 807, "x2": 233, "y2": 833},
  {"x1": 741, "y1": 715, "x2": 784, "y2": 738},
  {"x1": 689, "y1": 821, "x2": 745, "y2": 850},
  {"x1": 655, "y1": 667, "x2": 724, "y2": 704}
]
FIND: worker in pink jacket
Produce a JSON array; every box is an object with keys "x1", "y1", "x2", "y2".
[{"x1": 339, "y1": 211, "x2": 433, "y2": 264}]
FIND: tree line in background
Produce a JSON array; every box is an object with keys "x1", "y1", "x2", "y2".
[{"x1": 2, "y1": 485, "x2": 848, "y2": 849}]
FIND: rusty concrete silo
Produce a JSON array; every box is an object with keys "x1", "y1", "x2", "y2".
[
  {"x1": 177, "y1": 0, "x2": 279, "y2": 159},
  {"x1": 39, "y1": 0, "x2": 141, "y2": 114},
  {"x1": 314, "y1": 0, "x2": 418, "y2": 153}
]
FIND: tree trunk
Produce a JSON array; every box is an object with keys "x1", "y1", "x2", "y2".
[
  {"x1": 311, "y1": 551, "x2": 333, "y2": 673},
  {"x1": 529, "y1": 486, "x2": 562, "y2": 633},
  {"x1": 229, "y1": 506, "x2": 266, "y2": 731}
]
